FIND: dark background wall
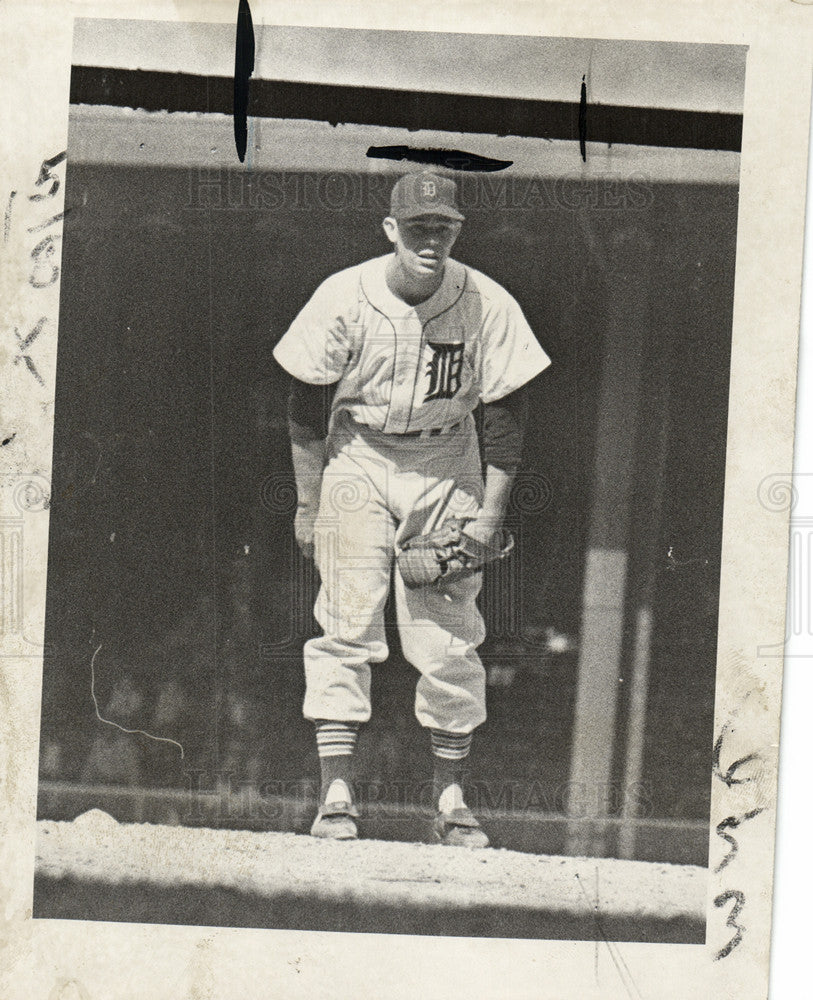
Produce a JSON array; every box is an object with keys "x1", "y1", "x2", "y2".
[{"x1": 39, "y1": 164, "x2": 736, "y2": 833}]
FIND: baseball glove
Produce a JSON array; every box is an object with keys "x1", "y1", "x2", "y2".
[{"x1": 397, "y1": 517, "x2": 515, "y2": 589}]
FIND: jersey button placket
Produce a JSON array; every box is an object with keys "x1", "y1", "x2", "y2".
[{"x1": 385, "y1": 315, "x2": 421, "y2": 433}]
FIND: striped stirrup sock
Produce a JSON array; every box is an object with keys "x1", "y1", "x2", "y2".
[
  {"x1": 430, "y1": 728, "x2": 473, "y2": 761},
  {"x1": 430, "y1": 729, "x2": 473, "y2": 811},
  {"x1": 315, "y1": 720, "x2": 359, "y2": 758},
  {"x1": 314, "y1": 720, "x2": 359, "y2": 806}
]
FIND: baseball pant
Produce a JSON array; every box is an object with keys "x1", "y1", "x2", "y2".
[{"x1": 303, "y1": 411, "x2": 487, "y2": 733}]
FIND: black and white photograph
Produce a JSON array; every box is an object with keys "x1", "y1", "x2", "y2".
[
  {"x1": 2, "y1": 3, "x2": 812, "y2": 998},
  {"x1": 32, "y1": 18, "x2": 742, "y2": 941}
]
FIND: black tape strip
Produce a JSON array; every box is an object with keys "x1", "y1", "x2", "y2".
[{"x1": 69, "y1": 67, "x2": 743, "y2": 152}]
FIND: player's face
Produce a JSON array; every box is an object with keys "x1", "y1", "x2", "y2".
[{"x1": 385, "y1": 215, "x2": 462, "y2": 277}]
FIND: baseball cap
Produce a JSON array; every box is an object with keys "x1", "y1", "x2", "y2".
[{"x1": 389, "y1": 172, "x2": 465, "y2": 222}]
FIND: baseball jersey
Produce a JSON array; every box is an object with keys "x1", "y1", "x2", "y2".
[{"x1": 273, "y1": 253, "x2": 551, "y2": 434}]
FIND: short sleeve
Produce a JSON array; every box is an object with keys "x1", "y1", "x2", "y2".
[
  {"x1": 272, "y1": 275, "x2": 353, "y2": 385},
  {"x1": 479, "y1": 293, "x2": 551, "y2": 404}
]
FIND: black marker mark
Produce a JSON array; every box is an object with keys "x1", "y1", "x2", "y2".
[
  {"x1": 4, "y1": 191, "x2": 16, "y2": 242},
  {"x1": 366, "y1": 145, "x2": 512, "y2": 172},
  {"x1": 715, "y1": 808, "x2": 765, "y2": 873},
  {"x1": 713, "y1": 889, "x2": 746, "y2": 960},
  {"x1": 29, "y1": 234, "x2": 61, "y2": 288},
  {"x1": 28, "y1": 151, "x2": 66, "y2": 201},
  {"x1": 713, "y1": 719, "x2": 760, "y2": 788},
  {"x1": 2, "y1": 433, "x2": 16, "y2": 446},
  {"x1": 233, "y1": 0, "x2": 255, "y2": 163},
  {"x1": 27, "y1": 209, "x2": 68, "y2": 235},
  {"x1": 579, "y1": 75, "x2": 587, "y2": 162},
  {"x1": 14, "y1": 317, "x2": 47, "y2": 387},
  {"x1": 16, "y1": 355, "x2": 45, "y2": 387}
]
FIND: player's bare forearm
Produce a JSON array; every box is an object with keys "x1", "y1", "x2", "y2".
[
  {"x1": 481, "y1": 463, "x2": 514, "y2": 522},
  {"x1": 466, "y1": 464, "x2": 514, "y2": 547}
]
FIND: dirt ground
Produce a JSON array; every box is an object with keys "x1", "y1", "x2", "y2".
[{"x1": 34, "y1": 810, "x2": 706, "y2": 942}]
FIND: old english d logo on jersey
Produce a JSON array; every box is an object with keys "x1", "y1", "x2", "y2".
[{"x1": 425, "y1": 342, "x2": 464, "y2": 401}]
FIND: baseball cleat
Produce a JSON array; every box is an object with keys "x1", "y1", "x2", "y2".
[
  {"x1": 432, "y1": 806, "x2": 490, "y2": 849},
  {"x1": 310, "y1": 800, "x2": 359, "y2": 840}
]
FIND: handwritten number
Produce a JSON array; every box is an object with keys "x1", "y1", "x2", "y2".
[
  {"x1": 711, "y1": 718, "x2": 764, "y2": 961},
  {"x1": 714, "y1": 808, "x2": 765, "y2": 873},
  {"x1": 713, "y1": 890, "x2": 746, "y2": 961},
  {"x1": 8, "y1": 152, "x2": 65, "y2": 393},
  {"x1": 712, "y1": 721, "x2": 760, "y2": 787},
  {"x1": 28, "y1": 210, "x2": 66, "y2": 235},
  {"x1": 28, "y1": 151, "x2": 67, "y2": 201},
  {"x1": 30, "y1": 234, "x2": 61, "y2": 287}
]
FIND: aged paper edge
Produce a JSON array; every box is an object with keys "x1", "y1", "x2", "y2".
[{"x1": 0, "y1": 2, "x2": 811, "y2": 998}]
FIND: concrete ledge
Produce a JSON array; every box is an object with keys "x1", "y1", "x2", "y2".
[{"x1": 34, "y1": 811, "x2": 706, "y2": 942}]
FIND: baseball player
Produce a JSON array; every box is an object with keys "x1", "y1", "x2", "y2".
[{"x1": 273, "y1": 171, "x2": 551, "y2": 847}]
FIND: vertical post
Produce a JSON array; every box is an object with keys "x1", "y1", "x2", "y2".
[
  {"x1": 618, "y1": 350, "x2": 672, "y2": 859},
  {"x1": 565, "y1": 227, "x2": 652, "y2": 857}
]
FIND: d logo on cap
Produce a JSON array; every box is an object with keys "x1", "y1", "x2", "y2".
[{"x1": 389, "y1": 172, "x2": 465, "y2": 222}]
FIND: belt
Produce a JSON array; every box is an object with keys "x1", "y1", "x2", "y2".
[
  {"x1": 348, "y1": 415, "x2": 465, "y2": 438},
  {"x1": 394, "y1": 420, "x2": 463, "y2": 439}
]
